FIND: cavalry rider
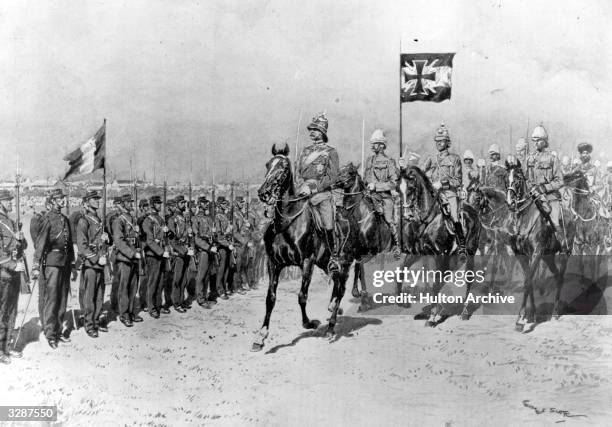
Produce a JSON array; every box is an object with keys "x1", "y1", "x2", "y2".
[
  {"x1": 462, "y1": 150, "x2": 481, "y2": 206},
  {"x1": 483, "y1": 144, "x2": 507, "y2": 191},
  {"x1": 295, "y1": 112, "x2": 340, "y2": 271},
  {"x1": 572, "y1": 142, "x2": 600, "y2": 190},
  {"x1": 422, "y1": 124, "x2": 467, "y2": 259},
  {"x1": 526, "y1": 124, "x2": 566, "y2": 249},
  {"x1": 364, "y1": 129, "x2": 400, "y2": 256},
  {"x1": 515, "y1": 138, "x2": 529, "y2": 173}
]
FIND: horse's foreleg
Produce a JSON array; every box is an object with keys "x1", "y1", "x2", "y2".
[
  {"x1": 299, "y1": 257, "x2": 319, "y2": 329},
  {"x1": 514, "y1": 255, "x2": 530, "y2": 331},
  {"x1": 326, "y1": 265, "x2": 349, "y2": 337},
  {"x1": 251, "y1": 259, "x2": 281, "y2": 352},
  {"x1": 461, "y1": 256, "x2": 476, "y2": 320},
  {"x1": 544, "y1": 253, "x2": 566, "y2": 320},
  {"x1": 426, "y1": 255, "x2": 450, "y2": 327},
  {"x1": 522, "y1": 254, "x2": 540, "y2": 333},
  {"x1": 351, "y1": 261, "x2": 361, "y2": 299}
]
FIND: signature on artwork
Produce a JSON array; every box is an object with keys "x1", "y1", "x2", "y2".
[{"x1": 522, "y1": 400, "x2": 588, "y2": 420}]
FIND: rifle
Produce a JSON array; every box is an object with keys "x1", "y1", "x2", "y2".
[
  {"x1": 162, "y1": 179, "x2": 172, "y2": 271},
  {"x1": 14, "y1": 172, "x2": 31, "y2": 293},
  {"x1": 188, "y1": 180, "x2": 198, "y2": 269},
  {"x1": 133, "y1": 181, "x2": 145, "y2": 276},
  {"x1": 229, "y1": 182, "x2": 236, "y2": 264}
]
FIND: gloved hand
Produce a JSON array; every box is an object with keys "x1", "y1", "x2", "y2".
[
  {"x1": 14, "y1": 261, "x2": 25, "y2": 272},
  {"x1": 134, "y1": 225, "x2": 140, "y2": 233},
  {"x1": 229, "y1": 244, "x2": 234, "y2": 251},
  {"x1": 398, "y1": 157, "x2": 407, "y2": 169},
  {"x1": 210, "y1": 246, "x2": 218, "y2": 254},
  {"x1": 247, "y1": 242, "x2": 254, "y2": 248},
  {"x1": 162, "y1": 226, "x2": 169, "y2": 233},
  {"x1": 299, "y1": 186, "x2": 312, "y2": 196},
  {"x1": 187, "y1": 248, "x2": 195, "y2": 256},
  {"x1": 98, "y1": 255, "x2": 107, "y2": 266},
  {"x1": 101, "y1": 233, "x2": 110, "y2": 243},
  {"x1": 162, "y1": 251, "x2": 170, "y2": 258},
  {"x1": 367, "y1": 183, "x2": 376, "y2": 191},
  {"x1": 459, "y1": 189, "x2": 467, "y2": 200},
  {"x1": 15, "y1": 231, "x2": 24, "y2": 241},
  {"x1": 432, "y1": 181, "x2": 442, "y2": 191},
  {"x1": 31, "y1": 269, "x2": 40, "y2": 280},
  {"x1": 135, "y1": 252, "x2": 142, "y2": 260}
]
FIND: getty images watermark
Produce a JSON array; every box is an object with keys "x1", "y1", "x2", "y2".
[{"x1": 371, "y1": 266, "x2": 516, "y2": 305}]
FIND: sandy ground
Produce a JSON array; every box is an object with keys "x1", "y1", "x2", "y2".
[
  {"x1": 1, "y1": 268, "x2": 612, "y2": 427},
  {"x1": 1, "y1": 213, "x2": 611, "y2": 426}
]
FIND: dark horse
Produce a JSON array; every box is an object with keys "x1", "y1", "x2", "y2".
[
  {"x1": 563, "y1": 169, "x2": 608, "y2": 282},
  {"x1": 335, "y1": 163, "x2": 395, "y2": 307},
  {"x1": 253, "y1": 144, "x2": 351, "y2": 351},
  {"x1": 505, "y1": 157, "x2": 575, "y2": 333},
  {"x1": 397, "y1": 165, "x2": 481, "y2": 325}
]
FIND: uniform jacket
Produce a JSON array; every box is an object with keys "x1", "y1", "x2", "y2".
[
  {"x1": 296, "y1": 143, "x2": 339, "y2": 197},
  {"x1": 423, "y1": 150, "x2": 463, "y2": 191},
  {"x1": 142, "y1": 212, "x2": 165, "y2": 258},
  {"x1": 364, "y1": 153, "x2": 398, "y2": 193},
  {"x1": 572, "y1": 161, "x2": 600, "y2": 189},
  {"x1": 76, "y1": 211, "x2": 105, "y2": 270},
  {"x1": 233, "y1": 210, "x2": 251, "y2": 246},
  {"x1": 112, "y1": 212, "x2": 139, "y2": 263},
  {"x1": 0, "y1": 211, "x2": 26, "y2": 278},
  {"x1": 33, "y1": 209, "x2": 74, "y2": 269},
  {"x1": 484, "y1": 162, "x2": 507, "y2": 190},
  {"x1": 214, "y1": 213, "x2": 231, "y2": 248},
  {"x1": 527, "y1": 149, "x2": 563, "y2": 197},
  {"x1": 168, "y1": 212, "x2": 188, "y2": 257},
  {"x1": 193, "y1": 212, "x2": 214, "y2": 252}
]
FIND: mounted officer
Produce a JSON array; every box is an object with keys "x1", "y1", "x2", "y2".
[
  {"x1": 484, "y1": 144, "x2": 507, "y2": 191},
  {"x1": 462, "y1": 150, "x2": 481, "y2": 207},
  {"x1": 526, "y1": 124, "x2": 566, "y2": 249},
  {"x1": 295, "y1": 112, "x2": 340, "y2": 271},
  {"x1": 422, "y1": 124, "x2": 467, "y2": 259},
  {"x1": 364, "y1": 129, "x2": 400, "y2": 257},
  {"x1": 572, "y1": 142, "x2": 599, "y2": 190}
]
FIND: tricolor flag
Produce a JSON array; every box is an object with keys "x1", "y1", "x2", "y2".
[
  {"x1": 63, "y1": 121, "x2": 106, "y2": 180},
  {"x1": 400, "y1": 53, "x2": 455, "y2": 103}
]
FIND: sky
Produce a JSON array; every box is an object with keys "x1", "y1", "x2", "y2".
[{"x1": 0, "y1": 0, "x2": 610, "y2": 182}]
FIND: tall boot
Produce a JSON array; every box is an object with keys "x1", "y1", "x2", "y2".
[
  {"x1": 325, "y1": 229, "x2": 339, "y2": 273},
  {"x1": 390, "y1": 222, "x2": 401, "y2": 259},
  {"x1": 454, "y1": 221, "x2": 468, "y2": 262}
]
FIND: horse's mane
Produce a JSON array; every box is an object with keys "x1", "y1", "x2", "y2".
[
  {"x1": 403, "y1": 165, "x2": 435, "y2": 194},
  {"x1": 563, "y1": 170, "x2": 588, "y2": 191},
  {"x1": 480, "y1": 186, "x2": 506, "y2": 204}
]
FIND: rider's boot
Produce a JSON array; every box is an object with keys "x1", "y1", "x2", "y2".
[
  {"x1": 390, "y1": 222, "x2": 401, "y2": 259},
  {"x1": 325, "y1": 229, "x2": 340, "y2": 273},
  {"x1": 454, "y1": 221, "x2": 468, "y2": 263}
]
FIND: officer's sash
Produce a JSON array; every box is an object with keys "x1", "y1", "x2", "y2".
[{"x1": 302, "y1": 147, "x2": 329, "y2": 169}]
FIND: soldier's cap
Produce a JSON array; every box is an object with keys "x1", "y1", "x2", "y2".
[
  {"x1": 306, "y1": 112, "x2": 328, "y2": 142},
  {"x1": 83, "y1": 189, "x2": 102, "y2": 201},
  {"x1": 488, "y1": 144, "x2": 500, "y2": 155},
  {"x1": 121, "y1": 193, "x2": 134, "y2": 202},
  {"x1": 139, "y1": 199, "x2": 150, "y2": 208},
  {"x1": 174, "y1": 195, "x2": 186, "y2": 203},
  {"x1": 235, "y1": 196, "x2": 245, "y2": 204},
  {"x1": 197, "y1": 196, "x2": 210, "y2": 204},
  {"x1": 577, "y1": 142, "x2": 593, "y2": 154},
  {"x1": 166, "y1": 198, "x2": 177, "y2": 206},
  {"x1": 463, "y1": 150, "x2": 474, "y2": 160},
  {"x1": 434, "y1": 123, "x2": 450, "y2": 142},
  {"x1": 0, "y1": 189, "x2": 14, "y2": 201},
  {"x1": 112, "y1": 196, "x2": 124, "y2": 204},
  {"x1": 149, "y1": 195, "x2": 162, "y2": 204},
  {"x1": 49, "y1": 188, "x2": 67, "y2": 199},
  {"x1": 216, "y1": 196, "x2": 228, "y2": 204}
]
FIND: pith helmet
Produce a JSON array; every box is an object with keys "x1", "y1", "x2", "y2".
[
  {"x1": 531, "y1": 124, "x2": 548, "y2": 141},
  {"x1": 434, "y1": 123, "x2": 450, "y2": 142},
  {"x1": 369, "y1": 129, "x2": 387, "y2": 146},
  {"x1": 463, "y1": 150, "x2": 474, "y2": 160},
  {"x1": 488, "y1": 144, "x2": 500, "y2": 155},
  {"x1": 307, "y1": 112, "x2": 329, "y2": 142}
]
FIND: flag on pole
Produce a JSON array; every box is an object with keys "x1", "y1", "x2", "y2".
[
  {"x1": 400, "y1": 53, "x2": 455, "y2": 103},
  {"x1": 63, "y1": 121, "x2": 106, "y2": 180}
]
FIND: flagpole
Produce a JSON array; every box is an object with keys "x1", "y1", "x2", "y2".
[
  {"x1": 399, "y1": 38, "x2": 403, "y2": 157},
  {"x1": 102, "y1": 118, "x2": 107, "y2": 224},
  {"x1": 361, "y1": 118, "x2": 365, "y2": 176},
  {"x1": 295, "y1": 109, "x2": 302, "y2": 165}
]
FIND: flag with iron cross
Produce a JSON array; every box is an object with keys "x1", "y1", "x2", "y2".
[{"x1": 400, "y1": 53, "x2": 455, "y2": 103}]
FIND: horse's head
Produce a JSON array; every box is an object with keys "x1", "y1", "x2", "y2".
[
  {"x1": 258, "y1": 143, "x2": 292, "y2": 205},
  {"x1": 505, "y1": 155, "x2": 526, "y2": 210},
  {"x1": 563, "y1": 169, "x2": 588, "y2": 191},
  {"x1": 336, "y1": 162, "x2": 361, "y2": 191},
  {"x1": 397, "y1": 165, "x2": 432, "y2": 219}
]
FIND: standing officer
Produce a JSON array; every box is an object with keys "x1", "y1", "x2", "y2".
[
  {"x1": 112, "y1": 193, "x2": 143, "y2": 327},
  {"x1": 193, "y1": 196, "x2": 217, "y2": 307},
  {"x1": 483, "y1": 144, "x2": 507, "y2": 191},
  {"x1": 168, "y1": 195, "x2": 190, "y2": 312},
  {"x1": 295, "y1": 112, "x2": 340, "y2": 271},
  {"x1": 136, "y1": 198, "x2": 150, "y2": 312},
  {"x1": 422, "y1": 124, "x2": 467, "y2": 260},
  {"x1": 0, "y1": 190, "x2": 27, "y2": 363},
  {"x1": 364, "y1": 129, "x2": 400, "y2": 256},
  {"x1": 142, "y1": 195, "x2": 170, "y2": 318},
  {"x1": 233, "y1": 196, "x2": 252, "y2": 292},
  {"x1": 526, "y1": 124, "x2": 566, "y2": 249},
  {"x1": 32, "y1": 188, "x2": 75, "y2": 349}
]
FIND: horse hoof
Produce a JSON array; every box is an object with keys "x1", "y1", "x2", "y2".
[
  {"x1": 522, "y1": 323, "x2": 535, "y2": 333},
  {"x1": 303, "y1": 319, "x2": 320, "y2": 329},
  {"x1": 324, "y1": 329, "x2": 335, "y2": 339},
  {"x1": 251, "y1": 342, "x2": 264, "y2": 352},
  {"x1": 351, "y1": 288, "x2": 360, "y2": 299},
  {"x1": 461, "y1": 313, "x2": 470, "y2": 321},
  {"x1": 514, "y1": 323, "x2": 524, "y2": 332},
  {"x1": 338, "y1": 307, "x2": 344, "y2": 316},
  {"x1": 424, "y1": 320, "x2": 436, "y2": 328}
]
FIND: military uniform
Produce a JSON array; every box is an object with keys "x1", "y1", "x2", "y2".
[
  {"x1": 141, "y1": 196, "x2": 166, "y2": 317},
  {"x1": 112, "y1": 204, "x2": 141, "y2": 325},
  {"x1": 136, "y1": 199, "x2": 150, "y2": 311},
  {"x1": 0, "y1": 192, "x2": 26, "y2": 361},
  {"x1": 75, "y1": 194, "x2": 107, "y2": 335},
  {"x1": 33, "y1": 190, "x2": 75, "y2": 346},
  {"x1": 213, "y1": 198, "x2": 232, "y2": 298},
  {"x1": 167, "y1": 198, "x2": 190, "y2": 311},
  {"x1": 483, "y1": 161, "x2": 507, "y2": 190},
  {"x1": 193, "y1": 198, "x2": 216, "y2": 305},
  {"x1": 233, "y1": 200, "x2": 254, "y2": 290}
]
